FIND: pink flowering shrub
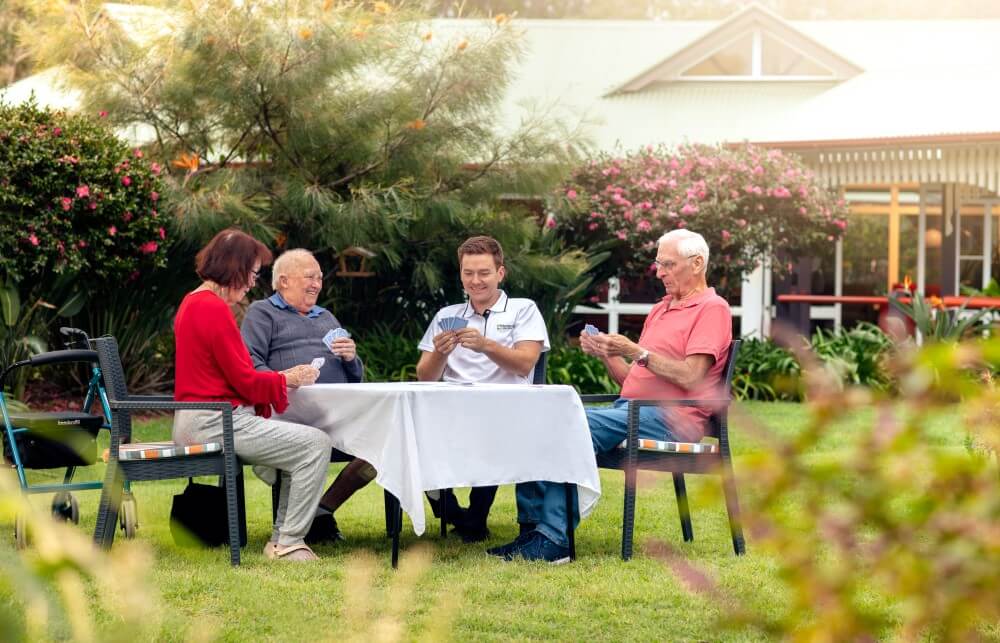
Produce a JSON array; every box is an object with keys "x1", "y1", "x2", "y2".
[
  {"x1": 0, "y1": 100, "x2": 167, "y2": 286},
  {"x1": 552, "y1": 143, "x2": 848, "y2": 294}
]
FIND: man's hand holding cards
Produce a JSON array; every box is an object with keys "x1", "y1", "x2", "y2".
[{"x1": 323, "y1": 327, "x2": 356, "y2": 361}]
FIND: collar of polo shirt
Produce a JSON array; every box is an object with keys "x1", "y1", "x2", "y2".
[{"x1": 460, "y1": 289, "x2": 509, "y2": 318}]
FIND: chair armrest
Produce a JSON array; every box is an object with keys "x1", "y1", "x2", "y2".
[
  {"x1": 110, "y1": 400, "x2": 232, "y2": 412},
  {"x1": 627, "y1": 398, "x2": 731, "y2": 409},
  {"x1": 125, "y1": 395, "x2": 175, "y2": 403},
  {"x1": 579, "y1": 394, "x2": 620, "y2": 404}
]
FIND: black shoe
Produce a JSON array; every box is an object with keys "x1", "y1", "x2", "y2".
[
  {"x1": 487, "y1": 530, "x2": 535, "y2": 558},
  {"x1": 507, "y1": 532, "x2": 572, "y2": 565},
  {"x1": 428, "y1": 490, "x2": 468, "y2": 527},
  {"x1": 519, "y1": 522, "x2": 537, "y2": 536},
  {"x1": 305, "y1": 513, "x2": 345, "y2": 544},
  {"x1": 453, "y1": 523, "x2": 491, "y2": 543}
]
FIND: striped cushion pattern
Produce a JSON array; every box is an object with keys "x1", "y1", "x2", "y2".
[
  {"x1": 617, "y1": 438, "x2": 718, "y2": 454},
  {"x1": 118, "y1": 441, "x2": 222, "y2": 461}
]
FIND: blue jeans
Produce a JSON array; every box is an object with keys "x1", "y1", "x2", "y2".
[{"x1": 514, "y1": 399, "x2": 681, "y2": 548}]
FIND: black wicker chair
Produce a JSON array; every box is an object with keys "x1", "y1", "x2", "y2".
[
  {"x1": 585, "y1": 339, "x2": 744, "y2": 560},
  {"x1": 92, "y1": 336, "x2": 246, "y2": 566}
]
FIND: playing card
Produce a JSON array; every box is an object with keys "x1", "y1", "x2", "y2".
[
  {"x1": 322, "y1": 329, "x2": 337, "y2": 349},
  {"x1": 310, "y1": 357, "x2": 325, "y2": 369},
  {"x1": 439, "y1": 316, "x2": 468, "y2": 331},
  {"x1": 584, "y1": 324, "x2": 599, "y2": 335},
  {"x1": 332, "y1": 327, "x2": 350, "y2": 339},
  {"x1": 450, "y1": 317, "x2": 468, "y2": 330}
]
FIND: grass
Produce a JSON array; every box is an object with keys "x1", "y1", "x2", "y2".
[{"x1": 0, "y1": 401, "x2": 983, "y2": 641}]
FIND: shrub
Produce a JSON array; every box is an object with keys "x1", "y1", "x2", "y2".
[
  {"x1": 550, "y1": 143, "x2": 848, "y2": 297},
  {"x1": 354, "y1": 323, "x2": 421, "y2": 383},
  {"x1": 545, "y1": 344, "x2": 618, "y2": 393},
  {"x1": 0, "y1": 99, "x2": 167, "y2": 287},
  {"x1": 732, "y1": 337, "x2": 800, "y2": 401},
  {"x1": 810, "y1": 321, "x2": 894, "y2": 390}
]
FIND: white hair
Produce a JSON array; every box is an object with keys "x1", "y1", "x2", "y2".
[
  {"x1": 657, "y1": 229, "x2": 710, "y2": 268},
  {"x1": 271, "y1": 248, "x2": 316, "y2": 290}
]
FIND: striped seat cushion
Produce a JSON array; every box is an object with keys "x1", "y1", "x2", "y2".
[
  {"x1": 118, "y1": 441, "x2": 222, "y2": 461},
  {"x1": 617, "y1": 438, "x2": 718, "y2": 454}
]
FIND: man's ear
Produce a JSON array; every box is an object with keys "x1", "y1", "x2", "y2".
[
  {"x1": 497, "y1": 265, "x2": 506, "y2": 283},
  {"x1": 691, "y1": 255, "x2": 706, "y2": 275}
]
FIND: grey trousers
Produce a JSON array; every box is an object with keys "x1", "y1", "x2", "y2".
[{"x1": 173, "y1": 406, "x2": 332, "y2": 547}]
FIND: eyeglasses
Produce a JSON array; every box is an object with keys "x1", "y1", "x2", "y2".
[
  {"x1": 249, "y1": 269, "x2": 260, "y2": 282},
  {"x1": 653, "y1": 255, "x2": 697, "y2": 271}
]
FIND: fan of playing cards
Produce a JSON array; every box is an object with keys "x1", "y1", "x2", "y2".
[
  {"x1": 322, "y1": 327, "x2": 351, "y2": 351},
  {"x1": 583, "y1": 324, "x2": 600, "y2": 336},
  {"x1": 438, "y1": 316, "x2": 469, "y2": 331}
]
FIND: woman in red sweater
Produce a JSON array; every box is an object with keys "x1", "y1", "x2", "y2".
[{"x1": 172, "y1": 229, "x2": 331, "y2": 561}]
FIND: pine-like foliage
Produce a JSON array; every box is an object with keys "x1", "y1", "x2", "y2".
[{"x1": 30, "y1": 0, "x2": 591, "y2": 331}]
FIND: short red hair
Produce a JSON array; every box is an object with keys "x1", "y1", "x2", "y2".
[{"x1": 195, "y1": 228, "x2": 272, "y2": 290}]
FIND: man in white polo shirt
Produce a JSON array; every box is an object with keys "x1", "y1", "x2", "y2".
[{"x1": 416, "y1": 235, "x2": 550, "y2": 542}]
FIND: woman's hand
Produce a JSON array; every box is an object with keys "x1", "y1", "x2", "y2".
[{"x1": 283, "y1": 364, "x2": 320, "y2": 388}]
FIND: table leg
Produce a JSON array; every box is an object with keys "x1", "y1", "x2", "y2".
[
  {"x1": 384, "y1": 489, "x2": 402, "y2": 569},
  {"x1": 565, "y1": 483, "x2": 576, "y2": 561}
]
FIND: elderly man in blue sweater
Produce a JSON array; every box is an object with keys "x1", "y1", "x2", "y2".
[{"x1": 241, "y1": 248, "x2": 371, "y2": 543}]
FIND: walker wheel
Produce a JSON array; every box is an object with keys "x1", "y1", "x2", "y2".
[
  {"x1": 119, "y1": 494, "x2": 138, "y2": 539},
  {"x1": 13, "y1": 514, "x2": 28, "y2": 550},
  {"x1": 52, "y1": 492, "x2": 80, "y2": 524}
]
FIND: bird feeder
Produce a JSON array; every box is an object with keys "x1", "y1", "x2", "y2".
[{"x1": 336, "y1": 246, "x2": 376, "y2": 277}]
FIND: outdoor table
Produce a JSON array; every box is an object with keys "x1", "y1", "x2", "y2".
[{"x1": 279, "y1": 381, "x2": 601, "y2": 564}]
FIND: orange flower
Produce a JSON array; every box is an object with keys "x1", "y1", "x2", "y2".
[
  {"x1": 927, "y1": 295, "x2": 945, "y2": 310},
  {"x1": 405, "y1": 119, "x2": 426, "y2": 130},
  {"x1": 373, "y1": 1, "x2": 392, "y2": 14},
  {"x1": 299, "y1": 27, "x2": 313, "y2": 40},
  {"x1": 494, "y1": 13, "x2": 509, "y2": 25},
  {"x1": 275, "y1": 232, "x2": 288, "y2": 249},
  {"x1": 456, "y1": 39, "x2": 468, "y2": 52},
  {"x1": 322, "y1": 0, "x2": 335, "y2": 10},
  {"x1": 421, "y1": 31, "x2": 433, "y2": 41},
  {"x1": 171, "y1": 152, "x2": 200, "y2": 172},
  {"x1": 351, "y1": 25, "x2": 368, "y2": 39}
]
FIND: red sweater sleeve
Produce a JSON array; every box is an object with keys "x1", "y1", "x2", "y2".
[{"x1": 174, "y1": 291, "x2": 288, "y2": 416}]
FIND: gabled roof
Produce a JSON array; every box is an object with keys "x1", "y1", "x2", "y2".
[{"x1": 610, "y1": 3, "x2": 863, "y2": 94}]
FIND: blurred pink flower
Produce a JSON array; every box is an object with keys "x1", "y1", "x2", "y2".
[
  {"x1": 53, "y1": 127, "x2": 62, "y2": 136},
  {"x1": 566, "y1": 189, "x2": 577, "y2": 200},
  {"x1": 637, "y1": 219, "x2": 651, "y2": 232},
  {"x1": 159, "y1": 227, "x2": 167, "y2": 240},
  {"x1": 78, "y1": 240, "x2": 87, "y2": 248},
  {"x1": 133, "y1": 149, "x2": 143, "y2": 158},
  {"x1": 833, "y1": 219, "x2": 847, "y2": 230},
  {"x1": 61, "y1": 197, "x2": 73, "y2": 211},
  {"x1": 588, "y1": 223, "x2": 599, "y2": 231},
  {"x1": 680, "y1": 203, "x2": 699, "y2": 215},
  {"x1": 150, "y1": 191, "x2": 159, "y2": 202},
  {"x1": 123, "y1": 211, "x2": 133, "y2": 222},
  {"x1": 28, "y1": 234, "x2": 39, "y2": 246},
  {"x1": 139, "y1": 241, "x2": 158, "y2": 254},
  {"x1": 99, "y1": 110, "x2": 108, "y2": 118},
  {"x1": 76, "y1": 185, "x2": 90, "y2": 198},
  {"x1": 150, "y1": 162, "x2": 161, "y2": 175},
  {"x1": 88, "y1": 201, "x2": 97, "y2": 210},
  {"x1": 721, "y1": 230, "x2": 731, "y2": 241},
  {"x1": 108, "y1": 226, "x2": 117, "y2": 236},
  {"x1": 616, "y1": 230, "x2": 627, "y2": 240},
  {"x1": 121, "y1": 176, "x2": 132, "y2": 187}
]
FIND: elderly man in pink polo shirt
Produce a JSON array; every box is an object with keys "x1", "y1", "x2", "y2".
[{"x1": 489, "y1": 229, "x2": 732, "y2": 564}]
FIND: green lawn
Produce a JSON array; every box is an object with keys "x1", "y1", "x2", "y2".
[{"x1": 0, "y1": 402, "x2": 984, "y2": 641}]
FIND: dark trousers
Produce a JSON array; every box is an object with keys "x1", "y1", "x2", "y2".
[{"x1": 428, "y1": 485, "x2": 498, "y2": 528}]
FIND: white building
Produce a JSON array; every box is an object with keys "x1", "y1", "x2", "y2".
[{"x1": 9, "y1": 3, "x2": 1000, "y2": 336}]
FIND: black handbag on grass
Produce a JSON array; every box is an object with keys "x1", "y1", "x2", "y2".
[{"x1": 169, "y1": 478, "x2": 247, "y2": 548}]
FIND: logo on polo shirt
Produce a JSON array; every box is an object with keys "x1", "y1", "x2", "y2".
[{"x1": 496, "y1": 323, "x2": 515, "y2": 331}]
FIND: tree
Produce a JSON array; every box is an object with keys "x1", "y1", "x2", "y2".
[
  {"x1": 550, "y1": 143, "x2": 848, "y2": 298},
  {"x1": 0, "y1": 0, "x2": 35, "y2": 86},
  {"x1": 28, "y1": 0, "x2": 591, "y2": 333}
]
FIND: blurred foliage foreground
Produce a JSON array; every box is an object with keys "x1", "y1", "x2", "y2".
[{"x1": 656, "y1": 335, "x2": 1000, "y2": 641}]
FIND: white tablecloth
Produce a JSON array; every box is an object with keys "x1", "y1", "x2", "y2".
[{"x1": 279, "y1": 382, "x2": 600, "y2": 536}]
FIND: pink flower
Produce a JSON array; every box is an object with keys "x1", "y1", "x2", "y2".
[
  {"x1": 772, "y1": 186, "x2": 791, "y2": 198},
  {"x1": 588, "y1": 223, "x2": 599, "y2": 231},
  {"x1": 566, "y1": 189, "x2": 577, "y2": 200},
  {"x1": 108, "y1": 226, "x2": 117, "y2": 236},
  {"x1": 61, "y1": 197, "x2": 73, "y2": 211},
  {"x1": 799, "y1": 207, "x2": 808, "y2": 215},
  {"x1": 28, "y1": 234, "x2": 39, "y2": 246},
  {"x1": 158, "y1": 227, "x2": 166, "y2": 240},
  {"x1": 121, "y1": 176, "x2": 132, "y2": 187},
  {"x1": 150, "y1": 191, "x2": 159, "y2": 202},
  {"x1": 833, "y1": 219, "x2": 847, "y2": 230},
  {"x1": 133, "y1": 149, "x2": 144, "y2": 158},
  {"x1": 616, "y1": 230, "x2": 628, "y2": 240},
  {"x1": 76, "y1": 185, "x2": 90, "y2": 198},
  {"x1": 78, "y1": 240, "x2": 87, "y2": 248},
  {"x1": 88, "y1": 201, "x2": 97, "y2": 210},
  {"x1": 123, "y1": 211, "x2": 133, "y2": 222},
  {"x1": 680, "y1": 203, "x2": 699, "y2": 215},
  {"x1": 721, "y1": 230, "x2": 731, "y2": 241},
  {"x1": 99, "y1": 110, "x2": 108, "y2": 118},
  {"x1": 637, "y1": 219, "x2": 651, "y2": 232},
  {"x1": 139, "y1": 241, "x2": 158, "y2": 254},
  {"x1": 737, "y1": 218, "x2": 747, "y2": 227},
  {"x1": 150, "y1": 162, "x2": 161, "y2": 175},
  {"x1": 53, "y1": 127, "x2": 62, "y2": 136}
]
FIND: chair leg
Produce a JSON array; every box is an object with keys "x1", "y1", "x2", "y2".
[
  {"x1": 236, "y1": 468, "x2": 247, "y2": 550},
  {"x1": 223, "y1": 455, "x2": 241, "y2": 566},
  {"x1": 564, "y1": 483, "x2": 576, "y2": 561},
  {"x1": 672, "y1": 473, "x2": 694, "y2": 542},
  {"x1": 93, "y1": 462, "x2": 123, "y2": 549},
  {"x1": 271, "y1": 469, "x2": 282, "y2": 524},
  {"x1": 622, "y1": 465, "x2": 637, "y2": 561},
  {"x1": 721, "y1": 460, "x2": 746, "y2": 556}
]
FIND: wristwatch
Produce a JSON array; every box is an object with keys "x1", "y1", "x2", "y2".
[{"x1": 636, "y1": 349, "x2": 650, "y2": 367}]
